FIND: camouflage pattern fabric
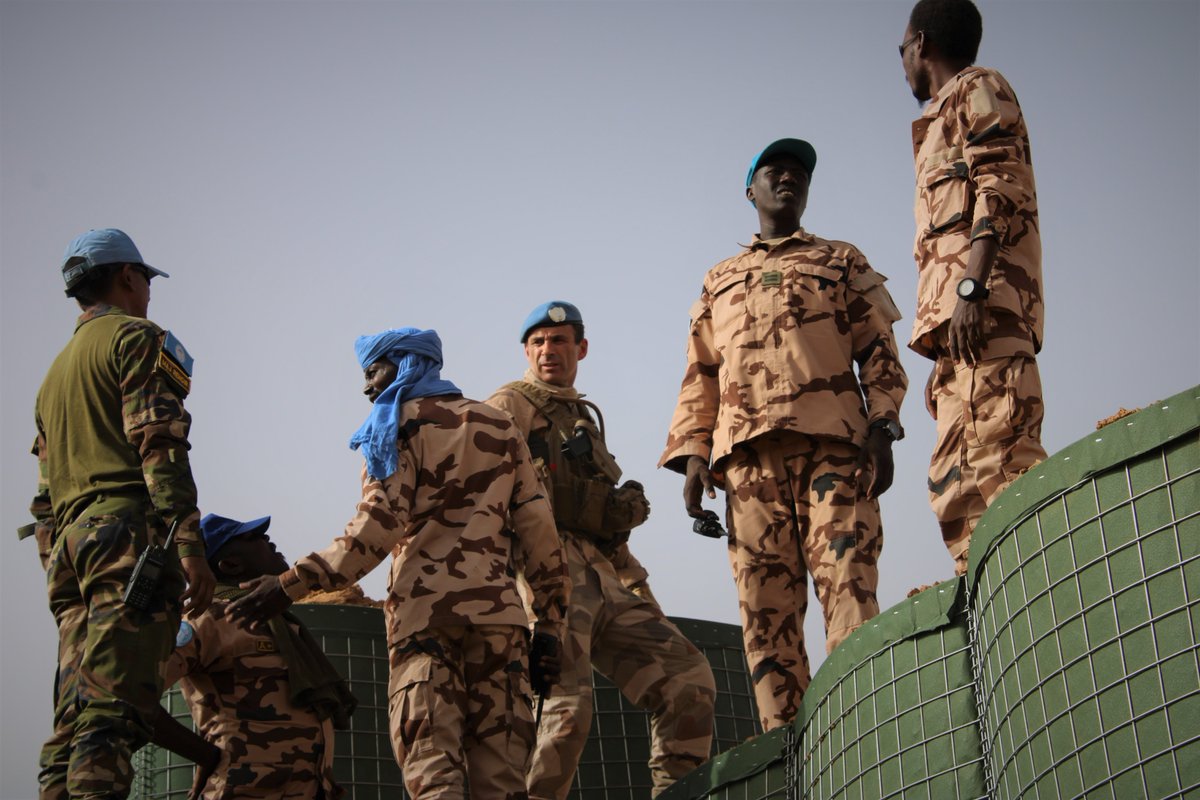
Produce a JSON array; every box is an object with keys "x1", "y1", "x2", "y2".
[
  {"x1": 275, "y1": 395, "x2": 568, "y2": 795},
  {"x1": 909, "y1": 65, "x2": 1043, "y2": 359},
  {"x1": 911, "y1": 66, "x2": 1047, "y2": 568},
  {"x1": 927, "y1": 324, "x2": 1047, "y2": 571},
  {"x1": 387, "y1": 625, "x2": 533, "y2": 799},
  {"x1": 722, "y1": 433, "x2": 882, "y2": 731},
  {"x1": 531, "y1": 539, "x2": 717, "y2": 799},
  {"x1": 33, "y1": 304, "x2": 204, "y2": 554},
  {"x1": 659, "y1": 230, "x2": 908, "y2": 472},
  {"x1": 161, "y1": 602, "x2": 342, "y2": 799},
  {"x1": 44, "y1": 500, "x2": 184, "y2": 799},
  {"x1": 29, "y1": 302, "x2": 201, "y2": 798},
  {"x1": 488, "y1": 381, "x2": 716, "y2": 798},
  {"x1": 278, "y1": 395, "x2": 569, "y2": 645},
  {"x1": 659, "y1": 230, "x2": 906, "y2": 730}
]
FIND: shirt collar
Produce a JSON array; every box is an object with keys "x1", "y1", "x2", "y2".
[
  {"x1": 75, "y1": 303, "x2": 127, "y2": 332},
  {"x1": 745, "y1": 228, "x2": 814, "y2": 251},
  {"x1": 920, "y1": 65, "x2": 981, "y2": 117}
]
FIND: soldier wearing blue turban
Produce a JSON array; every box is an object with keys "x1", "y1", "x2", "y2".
[{"x1": 348, "y1": 327, "x2": 461, "y2": 480}]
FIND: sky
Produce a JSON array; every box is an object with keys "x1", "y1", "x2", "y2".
[{"x1": 1, "y1": 0, "x2": 1197, "y2": 795}]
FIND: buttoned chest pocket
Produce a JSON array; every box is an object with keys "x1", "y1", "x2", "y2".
[
  {"x1": 706, "y1": 272, "x2": 751, "y2": 353},
  {"x1": 920, "y1": 147, "x2": 971, "y2": 234},
  {"x1": 778, "y1": 260, "x2": 846, "y2": 311}
]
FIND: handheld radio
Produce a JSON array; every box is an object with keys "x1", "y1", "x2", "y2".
[{"x1": 123, "y1": 518, "x2": 180, "y2": 610}]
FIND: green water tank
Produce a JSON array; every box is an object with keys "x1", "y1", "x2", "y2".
[
  {"x1": 131, "y1": 612, "x2": 758, "y2": 799},
  {"x1": 662, "y1": 385, "x2": 1200, "y2": 800}
]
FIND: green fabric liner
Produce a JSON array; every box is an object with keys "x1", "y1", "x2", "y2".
[
  {"x1": 658, "y1": 725, "x2": 792, "y2": 798},
  {"x1": 966, "y1": 383, "x2": 1200, "y2": 590}
]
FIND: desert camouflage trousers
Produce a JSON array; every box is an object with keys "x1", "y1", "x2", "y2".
[
  {"x1": 528, "y1": 540, "x2": 715, "y2": 799},
  {"x1": 927, "y1": 346, "x2": 1046, "y2": 574},
  {"x1": 40, "y1": 497, "x2": 183, "y2": 800},
  {"x1": 387, "y1": 625, "x2": 533, "y2": 800},
  {"x1": 723, "y1": 433, "x2": 882, "y2": 731}
]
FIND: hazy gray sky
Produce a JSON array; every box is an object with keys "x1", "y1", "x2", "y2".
[{"x1": 2, "y1": 1, "x2": 1197, "y2": 795}]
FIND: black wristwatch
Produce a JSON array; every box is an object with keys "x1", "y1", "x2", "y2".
[
  {"x1": 956, "y1": 277, "x2": 990, "y2": 301},
  {"x1": 869, "y1": 418, "x2": 903, "y2": 442}
]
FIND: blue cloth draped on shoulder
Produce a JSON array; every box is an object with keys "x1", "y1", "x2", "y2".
[{"x1": 348, "y1": 327, "x2": 461, "y2": 480}]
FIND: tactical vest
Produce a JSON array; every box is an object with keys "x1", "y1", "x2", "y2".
[{"x1": 503, "y1": 382, "x2": 643, "y2": 541}]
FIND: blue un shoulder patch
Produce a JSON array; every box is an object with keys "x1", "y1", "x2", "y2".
[
  {"x1": 175, "y1": 621, "x2": 195, "y2": 648},
  {"x1": 157, "y1": 330, "x2": 194, "y2": 397}
]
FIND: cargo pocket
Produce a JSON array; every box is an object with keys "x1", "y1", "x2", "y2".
[
  {"x1": 963, "y1": 358, "x2": 1028, "y2": 448},
  {"x1": 921, "y1": 155, "x2": 970, "y2": 234},
  {"x1": 387, "y1": 654, "x2": 435, "y2": 761}
]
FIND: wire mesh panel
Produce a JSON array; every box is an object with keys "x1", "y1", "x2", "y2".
[
  {"x1": 133, "y1": 611, "x2": 756, "y2": 800},
  {"x1": 970, "y1": 390, "x2": 1200, "y2": 800},
  {"x1": 796, "y1": 578, "x2": 988, "y2": 800}
]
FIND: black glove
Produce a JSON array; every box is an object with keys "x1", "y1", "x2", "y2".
[{"x1": 529, "y1": 632, "x2": 560, "y2": 695}]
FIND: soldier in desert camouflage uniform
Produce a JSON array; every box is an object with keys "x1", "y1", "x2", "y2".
[
  {"x1": 661, "y1": 141, "x2": 909, "y2": 730},
  {"x1": 22, "y1": 228, "x2": 215, "y2": 799},
  {"x1": 228, "y1": 328, "x2": 569, "y2": 800},
  {"x1": 487, "y1": 301, "x2": 716, "y2": 799},
  {"x1": 899, "y1": 0, "x2": 1047, "y2": 574},
  {"x1": 151, "y1": 513, "x2": 353, "y2": 800}
]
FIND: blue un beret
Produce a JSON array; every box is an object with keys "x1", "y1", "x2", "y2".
[
  {"x1": 200, "y1": 513, "x2": 271, "y2": 557},
  {"x1": 746, "y1": 138, "x2": 817, "y2": 188},
  {"x1": 520, "y1": 300, "x2": 583, "y2": 342}
]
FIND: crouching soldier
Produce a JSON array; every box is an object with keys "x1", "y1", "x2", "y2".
[
  {"x1": 151, "y1": 513, "x2": 354, "y2": 799},
  {"x1": 228, "y1": 327, "x2": 570, "y2": 800}
]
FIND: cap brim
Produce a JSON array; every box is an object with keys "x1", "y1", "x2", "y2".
[{"x1": 143, "y1": 264, "x2": 170, "y2": 279}]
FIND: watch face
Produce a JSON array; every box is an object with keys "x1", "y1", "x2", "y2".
[{"x1": 957, "y1": 278, "x2": 978, "y2": 298}]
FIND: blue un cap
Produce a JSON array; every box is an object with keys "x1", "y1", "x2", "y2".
[
  {"x1": 200, "y1": 514, "x2": 271, "y2": 557},
  {"x1": 520, "y1": 300, "x2": 583, "y2": 343},
  {"x1": 61, "y1": 228, "x2": 169, "y2": 290},
  {"x1": 745, "y1": 138, "x2": 817, "y2": 188}
]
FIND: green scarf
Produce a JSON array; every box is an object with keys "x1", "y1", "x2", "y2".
[{"x1": 216, "y1": 585, "x2": 357, "y2": 729}]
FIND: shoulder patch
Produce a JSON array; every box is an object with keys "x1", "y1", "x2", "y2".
[
  {"x1": 175, "y1": 621, "x2": 195, "y2": 648},
  {"x1": 157, "y1": 331, "x2": 193, "y2": 396}
]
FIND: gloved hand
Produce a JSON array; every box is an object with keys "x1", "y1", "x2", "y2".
[{"x1": 529, "y1": 632, "x2": 561, "y2": 695}]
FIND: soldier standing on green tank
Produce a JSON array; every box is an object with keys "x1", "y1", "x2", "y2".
[{"x1": 22, "y1": 228, "x2": 215, "y2": 799}]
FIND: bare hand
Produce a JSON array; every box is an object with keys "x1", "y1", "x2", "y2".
[
  {"x1": 683, "y1": 456, "x2": 716, "y2": 518},
  {"x1": 224, "y1": 574, "x2": 290, "y2": 632},
  {"x1": 179, "y1": 556, "x2": 216, "y2": 619},
  {"x1": 947, "y1": 298, "x2": 986, "y2": 366},
  {"x1": 854, "y1": 430, "x2": 895, "y2": 500}
]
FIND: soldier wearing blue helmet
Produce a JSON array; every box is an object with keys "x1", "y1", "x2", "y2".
[
  {"x1": 489, "y1": 301, "x2": 717, "y2": 798},
  {"x1": 22, "y1": 228, "x2": 214, "y2": 798}
]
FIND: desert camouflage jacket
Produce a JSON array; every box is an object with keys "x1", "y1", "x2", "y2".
[
  {"x1": 660, "y1": 230, "x2": 908, "y2": 472},
  {"x1": 30, "y1": 304, "x2": 203, "y2": 555},
  {"x1": 488, "y1": 377, "x2": 651, "y2": 590},
  {"x1": 163, "y1": 607, "x2": 339, "y2": 799},
  {"x1": 911, "y1": 65, "x2": 1043, "y2": 358},
  {"x1": 279, "y1": 395, "x2": 569, "y2": 643}
]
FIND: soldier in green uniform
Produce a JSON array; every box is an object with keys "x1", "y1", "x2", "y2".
[{"x1": 22, "y1": 228, "x2": 215, "y2": 799}]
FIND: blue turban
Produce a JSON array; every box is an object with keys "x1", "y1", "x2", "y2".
[{"x1": 348, "y1": 327, "x2": 461, "y2": 480}]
